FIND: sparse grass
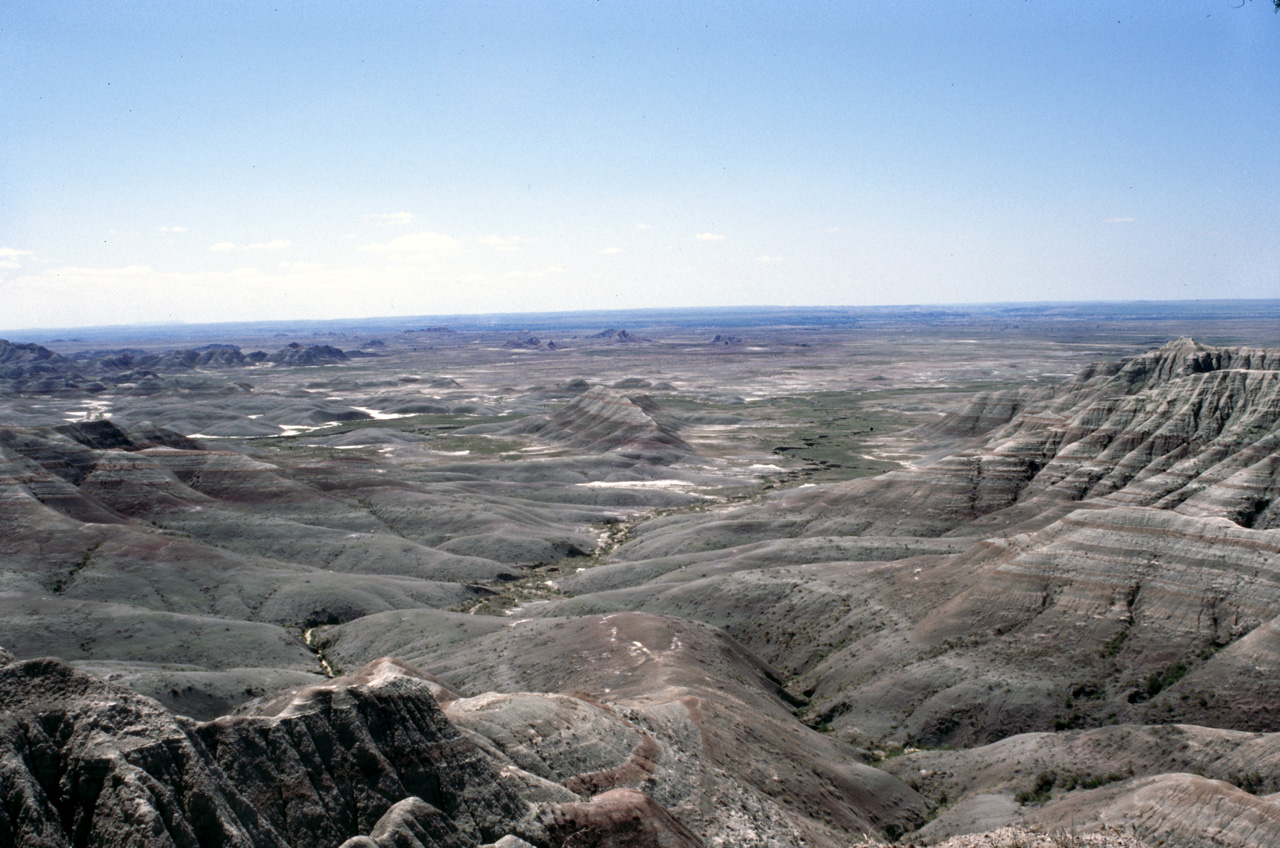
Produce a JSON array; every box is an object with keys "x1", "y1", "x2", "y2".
[
  {"x1": 50, "y1": 542, "x2": 101, "y2": 594},
  {"x1": 1015, "y1": 771, "x2": 1057, "y2": 805},
  {"x1": 1100, "y1": 627, "x2": 1130, "y2": 657},
  {"x1": 1060, "y1": 772, "x2": 1126, "y2": 792}
]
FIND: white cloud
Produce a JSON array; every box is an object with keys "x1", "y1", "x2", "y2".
[
  {"x1": 823, "y1": 226, "x2": 841, "y2": 234},
  {"x1": 599, "y1": 247, "x2": 622, "y2": 255},
  {"x1": 695, "y1": 232, "x2": 725, "y2": 241},
  {"x1": 0, "y1": 248, "x2": 32, "y2": 260},
  {"x1": 279, "y1": 261, "x2": 324, "y2": 271},
  {"x1": 636, "y1": 223, "x2": 653, "y2": 230},
  {"x1": 476, "y1": 234, "x2": 530, "y2": 252},
  {"x1": 371, "y1": 212, "x2": 415, "y2": 225},
  {"x1": 45, "y1": 264, "x2": 156, "y2": 280},
  {"x1": 159, "y1": 226, "x2": 188, "y2": 233},
  {"x1": 753, "y1": 255, "x2": 784, "y2": 263},
  {"x1": 360, "y1": 231, "x2": 460, "y2": 255},
  {"x1": 209, "y1": 239, "x2": 292, "y2": 252},
  {"x1": 1103, "y1": 217, "x2": 1135, "y2": 223},
  {"x1": 502, "y1": 266, "x2": 565, "y2": 280}
]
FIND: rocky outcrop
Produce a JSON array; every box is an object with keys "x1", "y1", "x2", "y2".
[
  {"x1": 268, "y1": 344, "x2": 349, "y2": 366},
  {"x1": 0, "y1": 341, "x2": 268, "y2": 395},
  {"x1": 507, "y1": 386, "x2": 691, "y2": 457},
  {"x1": 0, "y1": 657, "x2": 535, "y2": 848},
  {"x1": 415, "y1": 612, "x2": 932, "y2": 846},
  {"x1": 587, "y1": 330, "x2": 648, "y2": 344},
  {"x1": 773, "y1": 338, "x2": 1280, "y2": 538},
  {"x1": 0, "y1": 339, "x2": 63, "y2": 379},
  {"x1": 557, "y1": 340, "x2": 1280, "y2": 752}
]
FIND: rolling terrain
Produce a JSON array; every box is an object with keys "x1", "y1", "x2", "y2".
[{"x1": 2, "y1": 304, "x2": 1279, "y2": 847}]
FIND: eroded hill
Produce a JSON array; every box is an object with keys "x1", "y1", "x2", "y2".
[{"x1": 2, "y1": 317, "x2": 1278, "y2": 847}]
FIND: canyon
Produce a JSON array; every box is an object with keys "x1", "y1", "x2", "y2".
[{"x1": 2, "y1": 303, "x2": 1279, "y2": 847}]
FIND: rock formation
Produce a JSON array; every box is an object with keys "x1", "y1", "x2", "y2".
[
  {"x1": 4, "y1": 334, "x2": 1280, "y2": 847},
  {"x1": 504, "y1": 386, "x2": 691, "y2": 458},
  {"x1": 268, "y1": 343, "x2": 349, "y2": 366},
  {"x1": 587, "y1": 330, "x2": 649, "y2": 343},
  {"x1": 0, "y1": 657, "x2": 535, "y2": 848}
]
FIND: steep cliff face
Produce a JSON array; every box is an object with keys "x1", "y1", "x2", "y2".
[
  {"x1": 944, "y1": 338, "x2": 1280, "y2": 527},
  {"x1": 0, "y1": 653, "x2": 768, "y2": 848},
  {"x1": 549, "y1": 341, "x2": 1280, "y2": 755},
  {"x1": 0, "y1": 657, "x2": 535, "y2": 848},
  {"x1": 774, "y1": 339, "x2": 1280, "y2": 539}
]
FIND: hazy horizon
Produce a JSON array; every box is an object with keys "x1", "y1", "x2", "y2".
[
  {"x1": 7, "y1": 298, "x2": 1280, "y2": 341},
  {"x1": 4, "y1": 2, "x2": 1277, "y2": 331}
]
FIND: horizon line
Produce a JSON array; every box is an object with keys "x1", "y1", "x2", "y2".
[{"x1": 5, "y1": 296, "x2": 1280, "y2": 338}]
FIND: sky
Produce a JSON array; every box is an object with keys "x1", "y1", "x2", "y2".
[{"x1": 2, "y1": 1, "x2": 1278, "y2": 331}]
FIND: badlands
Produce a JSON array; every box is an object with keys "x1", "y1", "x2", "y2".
[{"x1": 2, "y1": 302, "x2": 1279, "y2": 848}]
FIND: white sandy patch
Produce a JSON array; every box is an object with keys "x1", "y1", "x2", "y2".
[
  {"x1": 278, "y1": 424, "x2": 328, "y2": 436},
  {"x1": 748, "y1": 463, "x2": 785, "y2": 472},
  {"x1": 351, "y1": 406, "x2": 415, "y2": 420},
  {"x1": 578, "y1": 480, "x2": 698, "y2": 489},
  {"x1": 63, "y1": 399, "x2": 113, "y2": 422}
]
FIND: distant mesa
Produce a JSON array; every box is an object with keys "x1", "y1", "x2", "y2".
[
  {"x1": 401, "y1": 326, "x2": 457, "y2": 334},
  {"x1": 267, "y1": 342, "x2": 348, "y2": 366},
  {"x1": 0, "y1": 339, "x2": 64, "y2": 381},
  {"x1": 1, "y1": 339, "x2": 270, "y2": 395},
  {"x1": 502, "y1": 335, "x2": 544, "y2": 350},
  {"x1": 361, "y1": 339, "x2": 387, "y2": 348},
  {"x1": 501, "y1": 336, "x2": 559, "y2": 351},
  {"x1": 711, "y1": 334, "x2": 743, "y2": 345},
  {"x1": 589, "y1": 328, "x2": 650, "y2": 343},
  {"x1": 1, "y1": 337, "x2": 366, "y2": 395}
]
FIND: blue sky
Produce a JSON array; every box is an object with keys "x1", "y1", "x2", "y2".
[{"x1": 2, "y1": 1, "x2": 1277, "y2": 330}]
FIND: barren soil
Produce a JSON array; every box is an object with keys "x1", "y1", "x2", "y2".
[{"x1": 2, "y1": 302, "x2": 1279, "y2": 847}]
